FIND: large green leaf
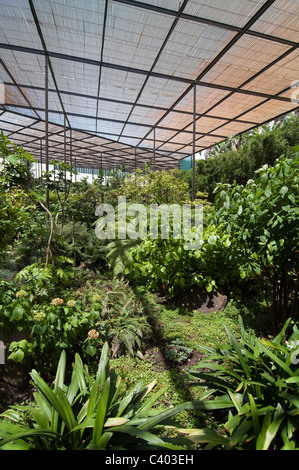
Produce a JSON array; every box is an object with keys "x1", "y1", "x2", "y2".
[
  {"x1": 258, "y1": 341, "x2": 293, "y2": 376},
  {"x1": 224, "y1": 325, "x2": 251, "y2": 380},
  {"x1": 92, "y1": 377, "x2": 111, "y2": 445},
  {"x1": 55, "y1": 386, "x2": 77, "y2": 432},
  {"x1": 183, "y1": 428, "x2": 229, "y2": 446},
  {"x1": 54, "y1": 349, "x2": 66, "y2": 390},
  {"x1": 256, "y1": 406, "x2": 285, "y2": 450},
  {"x1": 101, "y1": 424, "x2": 182, "y2": 450},
  {"x1": 0, "y1": 426, "x2": 60, "y2": 449},
  {"x1": 248, "y1": 393, "x2": 260, "y2": 439}
]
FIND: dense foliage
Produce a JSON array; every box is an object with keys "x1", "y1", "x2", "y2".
[
  {"x1": 212, "y1": 150, "x2": 299, "y2": 332},
  {"x1": 186, "y1": 317, "x2": 299, "y2": 450},
  {"x1": 191, "y1": 114, "x2": 299, "y2": 200},
  {"x1": 0, "y1": 114, "x2": 299, "y2": 451},
  {"x1": 111, "y1": 146, "x2": 298, "y2": 333}
]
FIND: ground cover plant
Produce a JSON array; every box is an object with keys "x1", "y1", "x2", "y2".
[{"x1": 0, "y1": 114, "x2": 299, "y2": 451}]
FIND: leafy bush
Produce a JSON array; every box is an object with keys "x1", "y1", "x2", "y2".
[
  {"x1": 121, "y1": 220, "x2": 245, "y2": 300},
  {"x1": 125, "y1": 237, "x2": 210, "y2": 298},
  {"x1": 118, "y1": 167, "x2": 189, "y2": 204},
  {"x1": 0, "y1": 132, "x2": 35, "y2": 191},
  {"x1": 2, "y1": 293, "x2": 98, "y2": 367},
  {"x1": 185, "y1": 317, "x2": 299, "y2": 450},
  {"x1": 0, "y1": 280, "x2": 33, "y2": 338},
  {"x1": 212, "y1": 149, "x2": 299, "y2": 332},
  {"x1": 0, "y1": 276, "x2": 153, "y2": 368},
  {"x1": 98, "y1": 291, "x2": 152, "y2": 359},
  {"x1": 61, "y1": 221, "x2": 108, "y2": 267},
  {"x1": 194, "y1": 114, "x2": 299, "y2": 200},
  {"x1": 83, "y1": 279, "x2": 153, "y2": 359},
  {"x1": 15, "y1": 262, "x2": 74, "y2": 294}
]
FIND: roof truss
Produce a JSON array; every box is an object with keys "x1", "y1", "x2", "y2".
[{"x1": 0, "y1": 0, "x2": 298, "y2": 171}]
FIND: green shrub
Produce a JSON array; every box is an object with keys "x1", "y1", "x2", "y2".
[
  {"x1": 125, "y1": 237, "x2": 210, "y2": 298},
  {"x1": 212, "y1": 149, "x2": 299, "y2": 332},
  {"x1": 193, "y1": 114, "x2": 299, "y2": 200},
  {"x1": 5, "y1": 295, "x2": 98, "y2": 367},
  {"x1": 1, "y1": 277, "x2": 153, "y2": 368},
  {"x1": 185, "y1": 317, "x2": 299, "y2": 450}
]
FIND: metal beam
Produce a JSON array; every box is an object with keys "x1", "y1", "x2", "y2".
[
  {"x1": 112, "y1": 0, "x2": 297, "y2": 47},
  {"x1": 0, "y1": 43, "x2": 293, "y2": 105}
]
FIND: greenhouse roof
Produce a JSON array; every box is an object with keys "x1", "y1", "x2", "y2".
[{"x1": 0, "y1": 0, "x2": 298, "y2": 171}]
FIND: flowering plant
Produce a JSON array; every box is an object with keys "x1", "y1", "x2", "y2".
[
  {"x1": 51, "y1": 298, "x2": 64, "y2": 306},
  {"x1": 16, "y1": 290, "x2": 29, "y2": 299},
  {"x1": 87, "y1": 329, "x2": 99, "y2": 340},
  {"x1": 33, "y1": 311, "x2": 46, "y2": 322}
]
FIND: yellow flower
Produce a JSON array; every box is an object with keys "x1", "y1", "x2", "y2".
[
  {"x1": 33, "y1": 311, "x2": 46, "y2": 321},
  {"x1": 51, "y1": 298, "x2": 64, "y2": 306},
  {"x1": 67, "y1": 300, "x2": 76, "y2": 307},
  {"x1": 16, "y1": 290, "x2": 28, "y2": 298}
]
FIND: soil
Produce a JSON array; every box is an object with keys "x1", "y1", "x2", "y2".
[
  {"x1": 0, "y1": 379, "x2": 35, "y2": 413},
  {"x1": 173, "y1": 287, "x2": 228, "y2": 313},
  {"x1": 144, "y1": 344, "x2": 203, "y2": 373}
]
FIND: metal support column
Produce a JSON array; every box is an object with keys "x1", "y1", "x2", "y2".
[
  {"x1": 135, "y1": 147, "x2": 137, "y2": 184},
  {"x1": 153, "y1": 128, "x2": 156, "y2": 171},
  {"x1": 40, "y1": 138, "x2": 43, "y2": 183},
  {"x1": 70, "y1": 128, "x2": 73, "y2": 183},
  {"x1": 192, "y1": 83, "x2": 196, "y2": 202},
  {"x1": 45, "y1": 54, "x2": 49, "y2": 208},
  {"x1": 135, "y1": 147, "x2": 137, "y2": 171},
  {"x1": 64, "y1": 115, "x2": 67, "y2": 178},
  {"x1": 64, "y1": 116, "x2": 66, "y2": 165}
]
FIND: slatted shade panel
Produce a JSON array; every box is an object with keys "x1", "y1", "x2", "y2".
[{"x1": 0, "y1": 0, "x2": 298, "y2": 172}]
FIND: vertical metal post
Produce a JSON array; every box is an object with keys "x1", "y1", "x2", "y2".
[
  {"x1": 192, "y1": 83, "x2": 196, "y2": 202},
  {"x1": 135, "y1": 147, "x2": 137, "y2": 171},
  {"x1": 70, "y1": 128, "x2": 73, "y2": 183},
  {"x1": 100, "y1": 152, "x2": 103, "y2": 184},
  {"x1": 45, "y1": 54, "x2": 49, "y2": 208},
  {"x1": 135, "y1": 147, "x2": 137, "y2": 184},
  {"x1": 63, "y1": 115, "x2": 67, "y2": 198},
  {"x1": 40, "y1": 139, "x2": 43, "y2": 183},
  {"x1": 64, "y1": 115, "x2": 67, "y2": 178},
  {"x1": 153, "y1": 128, "x2": 156, "y2": 171},
  {"x1": 64, "y1": 116, "x2": 66, "y2": 164}
]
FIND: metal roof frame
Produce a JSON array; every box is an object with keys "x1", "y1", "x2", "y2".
[{"x1": 0, "y1": 0, "x2": 298, "y2": 183}]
